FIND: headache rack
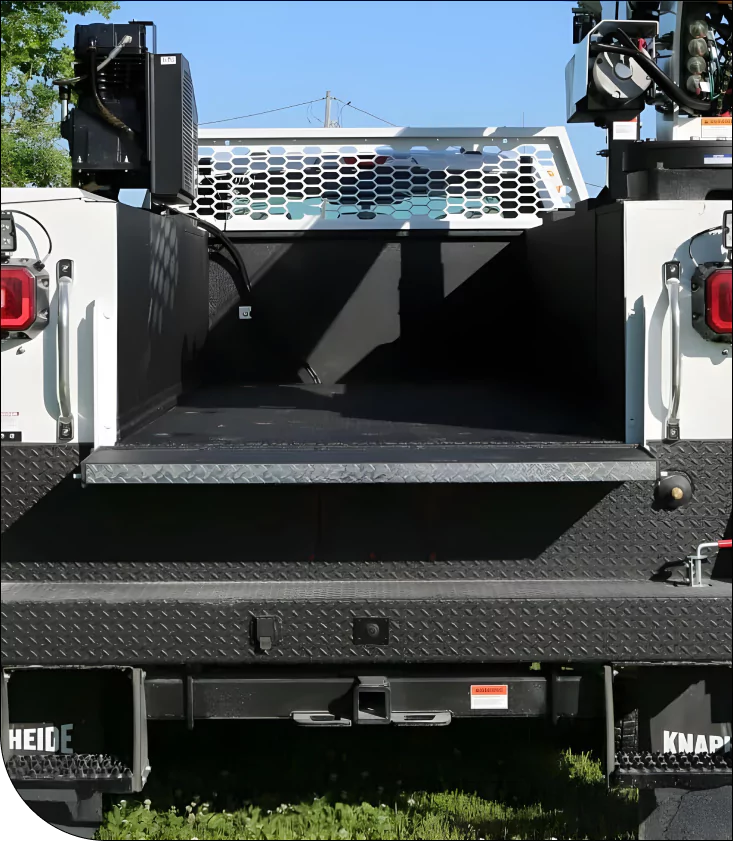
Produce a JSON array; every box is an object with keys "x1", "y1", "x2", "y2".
[{"x1": 191, "y1": 126, "x2": 587, "y2": 230}]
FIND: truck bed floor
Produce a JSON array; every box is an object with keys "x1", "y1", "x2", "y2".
[{"x1": 120, "y1": 384, "x2": 618, "y2": 449}]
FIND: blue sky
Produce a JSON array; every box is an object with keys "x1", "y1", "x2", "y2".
[{"x1": 64, "y1": 0, "x2": 621, "y2": 194}]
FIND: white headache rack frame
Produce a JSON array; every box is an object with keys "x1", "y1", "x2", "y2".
[{"x1": 193, "y1": 127, "x2": 587, "y2": 231}]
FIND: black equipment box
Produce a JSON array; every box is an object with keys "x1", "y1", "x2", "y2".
[{"x1": 62, "y1": 23, "x2": 197, "y2": 205}]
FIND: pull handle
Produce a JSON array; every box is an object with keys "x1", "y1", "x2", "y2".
[
  {"x1": 56, "y1": 260, "x2": 74, "y2": 441},
  {"x1": 663, "y1": 261, "x2": 682, "y2": 442}
]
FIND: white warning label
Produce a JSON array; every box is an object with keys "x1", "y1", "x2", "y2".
[
  {"x1": 160, "y1": 55, "x2": 177, "y2": 65},
  {"x1": 704, "y1": 154, "x2": 732, "y2": 166},
  {"x1": 1, "y1": 411, "x2": 19, "y2": 430},
  {"x1": 470, "y1": 684, "x2": 509, "y2": 710},
  {"x1": 701, "y1": 117, "x2": 732, "y2": 141},
  {"x1": 612, "y1": 119, "x2": 638, "y2": 141}
]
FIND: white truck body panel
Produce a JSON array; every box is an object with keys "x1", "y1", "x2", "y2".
[
  {"x1": 1, "y1": 189, "x2": 117, "y2": 446},
  {"x1": 623, "y1": 201, "x2": 732, "y2": 444}
]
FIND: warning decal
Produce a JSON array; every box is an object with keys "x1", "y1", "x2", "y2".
[
  {"x1": 1, "y1": 411, "x2": 19, "y2": 429},
  {"x1": 470, "y1": 684, "x2": 509, "y2": 710},
  {"x1": 612, "y1": 119, "x2": 638, "y2": 141},
  {"x1": 701, "y1": 116, "x2": 732, "y2": 140},
  {"x1": 1, "y1": 411, "x2": 22, "y2": 442}
]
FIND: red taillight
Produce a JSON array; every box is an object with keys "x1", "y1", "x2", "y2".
[
  {"x1": 1, "y1": 266, "x2": 36, "y2": 331},
  {"x1": 706, "y1": 268, "x2": 732, "y2": 335}
]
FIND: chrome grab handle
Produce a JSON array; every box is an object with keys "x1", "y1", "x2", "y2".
[
  {"x1": 56, "y1": 260, "x2": 74, "y2": 441},
  {"x1": 663, "y1": 261, "x2": 682, "y2": 442}
]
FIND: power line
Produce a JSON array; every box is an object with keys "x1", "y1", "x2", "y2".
[
  {"x1": 4, "y1": 95, "x2": 328, "y2": 131},
  {"x1": 4, "y1": 94, "x2": 398, "y2": 136},
  {"x1": 198, "y1": 97, "x2": 326, "y2": 126},
  {"x1": 4, "y1": 94, "x2": 397, "y2": 132},
  {"x1": 333, "y1": 97, "x2": 397, "y2": 126}
]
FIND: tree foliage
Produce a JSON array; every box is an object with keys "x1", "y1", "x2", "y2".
[{"x1": 1, "y1": 1, "x2": 118, "y2": 187}]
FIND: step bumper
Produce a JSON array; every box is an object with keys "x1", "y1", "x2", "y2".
[{"x1": 2, "y1": 579, "x2": 730, "y2": 666}]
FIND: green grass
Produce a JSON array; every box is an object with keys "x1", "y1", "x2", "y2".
[{"x1": 97, "y1": 747, "x2": 637, "y2": 841}]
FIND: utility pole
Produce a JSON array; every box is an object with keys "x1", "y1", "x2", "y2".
[{"x1": 320, "y1": 90, "x2": 333, "y2": 218}]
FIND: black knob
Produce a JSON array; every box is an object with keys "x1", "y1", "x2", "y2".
[{"x1": 655, "y1": 473, "x2": 693, "y2": 510}]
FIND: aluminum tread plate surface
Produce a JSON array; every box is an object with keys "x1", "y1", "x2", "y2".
[
  {"x1": 83, "y1": 446, "x2": 656, "y2": 485},
  {"x1": 2, "y1": 580, "x2": 730, "y2": 665},
  {"x1": 5, "y1": 579, "x2": 730, "y2": 602}
]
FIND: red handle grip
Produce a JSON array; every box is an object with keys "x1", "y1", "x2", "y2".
[{"x1": 719, "y1": 539, "x2": 733, "y2": 549}]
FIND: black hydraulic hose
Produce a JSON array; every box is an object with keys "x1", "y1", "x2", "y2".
[
  {"x1": 54, "y1": 34, "x2": 133, "y2": 86},
  {"x1": 613, "y1": 27, "x2": 641, "y2": 53},
  {"x1": 179, "y1": 211, "x2": 253, "y2": 298},
  {"x1": 167, "y1": 208, "x2": 321, "y2": 384},
  {"x1": 591, "y1": 43, "x2": 713, "y2": 113},
  {"x1": 88, "y1": 45, "x2": 136, "y2": 136}
]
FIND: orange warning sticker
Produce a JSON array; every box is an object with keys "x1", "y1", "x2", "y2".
[
  {"x1": 701, "y1": 116, "x2": 732, "y2": 140},
  {"x1": 471, "y1": 684, "x2": 508, "y2": 709}
]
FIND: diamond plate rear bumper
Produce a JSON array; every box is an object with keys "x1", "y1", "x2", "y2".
[
  {"x1": 1, "y1": 445, "x2": 80, "y2": 532},
  {"x1": 2, "y1": 579, "x2": 730, "y2": 666},
  {"x1": 2, "y1": 440, "x2": 730, "y2": 667}
]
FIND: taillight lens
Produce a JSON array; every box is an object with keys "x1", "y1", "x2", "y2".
[
  {"x1": 1, "y1": 266, "x2": 37, "y2": 331},
  {"x1": 706, "y1": 268, "x2": 732, "y2": 335}
]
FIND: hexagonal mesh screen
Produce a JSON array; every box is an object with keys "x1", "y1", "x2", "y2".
[{"x1": 193, "y1": 130, "x2": 583, "y2": 229}]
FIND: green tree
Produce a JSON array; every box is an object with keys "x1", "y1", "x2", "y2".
[{"x1": 1, "y1": 1, "x2": 118, "y2": 187}]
